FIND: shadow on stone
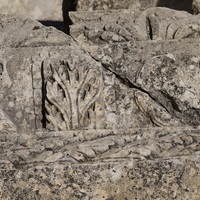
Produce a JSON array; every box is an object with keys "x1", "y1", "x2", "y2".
[
  {"x1": 62, "y1": 0, "x2": 78, "y2": 34},
  {"x1": 39, "y1": 20, "x2": 65, "y2": 32},
  {"x1": 156, "y1": 0, "x2": 193, "y2": 13}
]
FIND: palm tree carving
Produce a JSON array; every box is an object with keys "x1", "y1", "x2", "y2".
[{"x1": 44, "y1": 60, "x2": 103, "y2": 130}]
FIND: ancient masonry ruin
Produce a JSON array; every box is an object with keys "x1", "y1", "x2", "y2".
[{"x1": 0, "y1": 0, "x2": 200, "y2": 199}]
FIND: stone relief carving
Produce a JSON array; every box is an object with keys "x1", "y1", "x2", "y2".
[{"x1": 43, "y1": 59, "x2": 104, "y2": 131}]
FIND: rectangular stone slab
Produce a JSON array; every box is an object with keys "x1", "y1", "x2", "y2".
[{"x1": 0, "y1": 155, "x2": 200, "y2": 199}]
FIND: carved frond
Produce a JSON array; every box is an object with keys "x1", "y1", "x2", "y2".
[{"x1": 44, "y1": 59, "x2": 104, "y2": 131}]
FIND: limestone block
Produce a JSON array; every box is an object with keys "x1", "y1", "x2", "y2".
[
  {"x1": 63, "y1": 0, "x2": 155, "y2": 33},
  {"x1": 0, "y1": 41, "x2": 155, "y2": 133},
  {"x1": 70, "y1": 9, "x2": 200, "y2": 128},
  {"x1": 37, "y1": 46, "x2": 166, "y2": 131},
  {"x1": 1, "y1": 10, "x2": 200, "y2": 134}
]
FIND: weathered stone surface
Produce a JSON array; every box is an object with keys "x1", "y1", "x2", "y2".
[
  {"x1": 70, "y1": 7, "x2": 198, "y2": 48},
  {"x1": 90, "y1": 39, "x2": 200, "y2": 127},
  {"x1": 0, "y1": 14, "x2": 75, "y2": 133},
  {"x1": 1, "y1": 127, "x2": 200, "y2": 165},
  {"x1": 0, "y1": 0, "x2": 63, "y2": 21},
  {"x1": 1, "y1": 127, "x2": 200, "y2": 199},
  {"x1": 64, "y1": 0, "x2": 194, "y2": 32},
  {"x1": 69, "y1": 8, "x2": 200, "y2": 128},
  {"x1": 0, "y1": 14, "x2": 71, "y2": 48},
  {"x1": 1, "y1": 158, "x2": 200, "y2": 199},
  {"x1": 1, "y1": 6, "x2": 200, "y2": 200}
]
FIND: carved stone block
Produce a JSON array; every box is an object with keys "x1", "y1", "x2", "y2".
[
  {"x1": 1, "y1": 8, "x2": 200, "y2": 200},
  {"x1": 70, "y1": 7, "x2": 200, "y2": 51}
]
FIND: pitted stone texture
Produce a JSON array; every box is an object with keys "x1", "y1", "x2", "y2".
[
  {"x1": 0, "y1": 156, "x2": 200, "y2": 199},
  {"x1": 0, "y1": 127, "x2": 200, "y2": 200},
  {"x1": 91, "y1": 39, "x2": 200, "y2": 127},
  {"x1": 0, "y1": 7, "x2": 200, "y2": 200},
  {"x1": 0, "y1": 0, "x2": 63, "y2": 21},
  {"x1": 0, "y1": 127, "x2": 200, "y2": 199}
]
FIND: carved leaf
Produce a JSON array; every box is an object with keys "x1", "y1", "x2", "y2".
[{"x1": 45, "y1": 59, "x2": 103, "y2": 131}]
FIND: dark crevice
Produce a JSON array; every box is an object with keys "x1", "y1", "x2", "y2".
[
  {"x1": 172, "y1": 27, "x2": 180, "y2": 39},
  {"x1": 62, "y1": 0, "x2": 78, "y2": 34},
  {"x1": 41, "y1": 61, "x2": 47, "y2": 128},
  {"x1": 156, "y1": 0, "x2": 193, "y2": 13},
  {"x1": 39, "y1": 20, "x2": 65, "y2": 32},
  {"x1": 146, "y1": 17, "x2": 153, "y2": 40},
  {"x1": 160, "y1": 90, "x2": 181, "y2": 113},
  {"x1": 101, "y1": 63, "x2": 182, "y2": 117},
  {"x1": 101, "y1": 63, "x2": 153, "y2": 96},
  {"x1": 30, "y1": 59, "x2": 37, "y2": 129}
]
